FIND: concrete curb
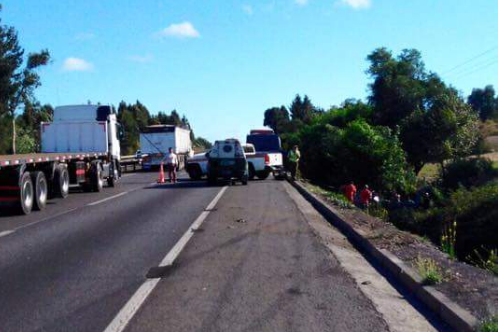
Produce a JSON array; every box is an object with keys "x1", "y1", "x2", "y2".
[{"x1": 289, "y1": 180, "x2": 479, "y2": 332}]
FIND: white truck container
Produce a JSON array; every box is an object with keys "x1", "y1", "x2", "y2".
[
  {"x1": 0, "y1": 105, "x2": 123, "y2": 215},
  {"x1": 140, "y1": 125, "x2": 192, "y2": 170}
]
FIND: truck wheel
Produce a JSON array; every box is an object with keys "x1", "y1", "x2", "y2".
[
  {"x1": 91, "y1": 162, "x2": 104, "y2": 192},
  {"x1": 53, "y1": 165, "x2": 69, "y2": 199},
  {"x1": 256, "y1": 170, "x2": 270, "y2": 180},
  {"x1": 107, "y1": 167, "x2": 118, "y2": 187},
  {"x1": 31, "y1": 171, "x2": 48, "y2": 211},
  {"x1": 17, "y1": 172, "x2": 34, "y2": 215},
  {"x1": 248, "y1": 164, "x2": 256, "y2": 180}
]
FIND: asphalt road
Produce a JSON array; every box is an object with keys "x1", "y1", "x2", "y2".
[{"x1": 0, "y1": 174, "x2": 441, "y2": 332}]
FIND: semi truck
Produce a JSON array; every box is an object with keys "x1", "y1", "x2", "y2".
[
  {"x1": 140, "y1": 125, "x2": 192, "y2": 170},
  {"x1": 0, "y1": 105, "x2": 122, "y2": 215}
]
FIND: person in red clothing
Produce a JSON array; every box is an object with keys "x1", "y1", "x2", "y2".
[
  {"x1": 360, "y1": 185, "x2": 373, "y2": 208},
  {"x1": 343, "y1": 182, "x2": 357, "y2": 203}
]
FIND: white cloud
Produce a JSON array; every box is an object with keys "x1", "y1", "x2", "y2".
[
  {"x1": 295, "y1": 0, "x2": 309, "y2": 6},
  {"x1": 242, "y1": 4, "x2": 254, "y2": 15},
  {"x1": 158, "y1": 22, "x2": 200, "y2": 39},
  {"x1": 62, "y1": 57, "x2": 94, "y2": 72},
  {"x1": 128, "y1": 54, "x2": 154, "y2": 63},
  {"x1": 338, "y1": 0, "x2": 371, "y2": 9}
]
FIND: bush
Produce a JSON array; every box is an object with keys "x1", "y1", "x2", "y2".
[
  {"x1": 299, "y1": 119, "x2": 416, "y2": 194},
  {"x1": 441, "y1": 158, "x2": 497, "y2": 191},
  {"x1": 480, "y1": 316, "x2": 498, "y2": 332}
]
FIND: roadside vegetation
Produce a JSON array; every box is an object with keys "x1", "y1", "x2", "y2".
[{"x1": 262, "y1": 47, "x2": 498, "y2": 274}]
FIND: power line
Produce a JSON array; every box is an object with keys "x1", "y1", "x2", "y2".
[
  {"x1": 453, "y1": 55, "x2": 498, "y2": 79},
  {"x1": 442, "y1": 45, "x2": 498, "y2": 75}
]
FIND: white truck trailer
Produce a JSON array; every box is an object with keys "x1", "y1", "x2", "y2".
[
  {"x1": 140, "y1": 125, "x2": 192, "y2": 170},
  {"x1": 0, "y1": 105, "x2": 122, "y2": 215}
]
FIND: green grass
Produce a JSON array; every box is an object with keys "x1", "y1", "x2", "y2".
[
  {"x1": 480, "y1": 316, "x2": 498, "y2": 332},
  {"x1": 414, "y1": 256, "x2": 443, "y2": 285},
  {"x1": 418, "y1": 163, "x2": 440, "y2": 180}
]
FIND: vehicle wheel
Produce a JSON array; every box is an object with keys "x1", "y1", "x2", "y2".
[
  {"x1": 91, "y1": 162, "x2": 104, "y2": 192},
  {"x1": 207, "y1": 175, "x2": 216, "y2": 186},
  {"x1": 256, "y1": 170, "x2": 270, "y2": 180},
  {"x1": 31, "y1": 171, "x2": 48, "y2": 211},
  {"x1": 17, "y1": 172, "x2": 34, "y2": 215},
  {"x1": 53, "y1": 164, "x2": 70, "y2": 198},
  {"x1": 188, "y1": 165, "x2": 202, "y2": 180},
  {"x1": 107, "y1": 176, "x2": 115, "y2": 188},
  {"x1": 107, "y1": 166, "x2": 118, "y2": 187},
  {"x1": 248, "y1": 163, "x2": 256, "y2": 180},
  {"x1": 241, "y1": 175, "x2": 248, "y2": 186}
]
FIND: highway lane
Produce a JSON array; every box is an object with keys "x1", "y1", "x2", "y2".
[
  {"x1": 0, "y1": 173, "x2": 223, "y2": 332},
  {"x1": 122, "y1": 180, "x2": 392, "y2": 332}
]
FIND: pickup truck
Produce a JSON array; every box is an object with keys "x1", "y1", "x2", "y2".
[{"x1": 186, "y1": 143, "x2": 283, "y2": 180}]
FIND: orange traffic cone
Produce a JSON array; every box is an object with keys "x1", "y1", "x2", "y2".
[{"x1": 157, "y1": 162, "x2": 166, "y2": 184}]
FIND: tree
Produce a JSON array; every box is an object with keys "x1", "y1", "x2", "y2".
[
  {"x1": 16, "y1": 101, "x2": 53, "y2": 152},
  {"x1": 289, "y1": 94, "x2": 316, "y2": 124},
  {"x1": 367, "y1": 48, "x2": 429, "y2": 128},
  {"x1": 468, "y1": 85, "x2": 498, "y2": 120},
  {"x1": 401, "y1": 92, "x2": 479, "y2": 173},
  {"x1": 0, "y1": 6, "x2": 50, "y2": 153},
  {"x1": 263, "y1": 106, "x2": 290, "y2": 133}
]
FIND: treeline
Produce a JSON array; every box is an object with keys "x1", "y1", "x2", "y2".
[
  {"x1": 265, "y1": 48, "x2": 489, "y2": 193},
  {"x1": 117, "y1": 101, "x2": 211, "y2": 155},
  {"x1": 0, "y1": 7, "x2": 210, "y2": 156},
  {"x1": 263, "y1": 47, "x2": 497, "y2": 263}
]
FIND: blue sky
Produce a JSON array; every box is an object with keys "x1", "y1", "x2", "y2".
[{"x1": 3, "y1": 0, "x2": 498, "y2": 142}]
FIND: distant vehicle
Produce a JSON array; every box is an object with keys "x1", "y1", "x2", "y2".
[
  {"x1": 0, "y1": 104, "x2": 122, "y2": 215},
  {"x1": 140, "y1": 125, "x2": 192, "y2": 170},
  {"x1": 246, "y1": 129, "x2": 285, "y2": 179},
  {"x1": 207, "y1": 139, "x2": 248, "y2": 185}
]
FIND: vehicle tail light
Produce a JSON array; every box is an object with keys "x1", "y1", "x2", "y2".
[{"x1": 265, "y1": 154, "x2": 270, "y2": 165}]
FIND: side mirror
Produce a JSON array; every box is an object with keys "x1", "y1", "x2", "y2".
[{"x1": 205, "y1": 152, "x2": 210, "y2": 158}]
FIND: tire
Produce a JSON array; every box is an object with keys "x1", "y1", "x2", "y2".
[
  {"x1": 256, "y1": 170, "x2": 270, "y2": 180},
  {"x1": 188, "y1": 165, "x2": 202, "y2": 180},
  {"x1": 107, "y1": 165, "x2": 118, "y2": 187},
  {"x1": 241, "y1": 175, "x2": 248, "y2": 185},
  {"x1": 91, "y1": 162, "x2": 104, "y2": 192},
  {"x1": 31, "y1": 171, "x2": 48, "y2": 211},
  {"x1": 53, "y1": 164, "x2": 69, "y2": 198},
  {"x1": 107, "y1": 176, "x2": 115, "y2": 188},
  {"x1": 248, "y1": 163, "x2": 256, "y2": 180},
  {"x1": 17, "y1": 172, "x2": 34, "y2": 215},
  {"x1": 207, "y1": 174, "x2": 217, "y2": 186}
]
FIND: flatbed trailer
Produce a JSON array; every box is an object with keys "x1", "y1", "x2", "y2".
[
  {"x1": 0, "y1": 152, "x2": 114, "y2": 215},
  {"x1": 0, "y1": 104, "x2": 123, "y2": 215}
]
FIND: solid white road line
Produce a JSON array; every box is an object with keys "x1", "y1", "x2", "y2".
[
  {"x1": 87, "y1": 192, "x2": 129, "y2": 206},
  {"x1": 102, "y1": 186, "x2": 228, "y2": 332},
  {"x1": 0, "y1": 230, "x2": 15, "y2": 238}
]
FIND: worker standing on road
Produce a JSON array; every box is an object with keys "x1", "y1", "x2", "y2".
[
  {"x1": 164, "y1": 147, "x2": 178, "y2": 183},
  {"x1": 287, "y1": 145, "x2": 301, "y2": 180},
  {"x1": 360, "y1": 185, "x2": 373, "y2": 209},
  {"x1": 343, "y1": 181, "x2": 357, "y2": 203}
]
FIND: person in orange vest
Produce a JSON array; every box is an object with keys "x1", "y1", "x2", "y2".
[
  {"x1": 360, "y1": 185, "x2": 373, "y2": 208},
  {"x1": 343, "y1": 181, "x2": 357, "y2": 203}
]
